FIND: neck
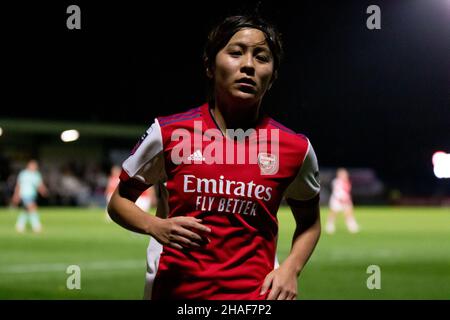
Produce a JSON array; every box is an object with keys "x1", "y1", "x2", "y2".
[{"x1": 211, "y1": 100, "x2": 261, "y2": 134}]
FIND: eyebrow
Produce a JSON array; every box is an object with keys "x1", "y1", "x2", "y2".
[{"x1": 227, "y1": 41, "x2": 270, "y2": 52}]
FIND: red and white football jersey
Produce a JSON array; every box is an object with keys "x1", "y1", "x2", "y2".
[
  {"x1": 120, "y1": 103, "x2": 320, "y2": 300},
  {"x1": 330, "y1": 178, "x2": 352, "y2": 204},
  {"x1": 329, "y1": 177, "x2": 353, "y2": 212}
]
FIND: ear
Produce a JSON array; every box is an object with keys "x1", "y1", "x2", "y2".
[{"x1": 204, "y1": 58, "x2": 214, "y2": 79}]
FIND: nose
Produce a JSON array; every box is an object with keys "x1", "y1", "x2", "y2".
[{"x1": 240, "y1": 53, "x2": 255, "y2": 76}]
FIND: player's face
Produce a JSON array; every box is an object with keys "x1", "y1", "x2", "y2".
[
  {"x1": 338, "y1": 170, "x2": 349, "y2": 180},
  {"x1": 28, "y1": 161, "x2": 38, "y2": 171},
  {"x1": 212, "y1": 28, "x2": 275, "y2": 108}
]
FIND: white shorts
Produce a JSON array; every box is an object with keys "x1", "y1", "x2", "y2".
[
  {"x1": 136, "y1": 197, "x2": 151, "y2": 212},
  {"x1": 329, "y1": 196, "x2": 353, "y2": 212},
  {"x1": 143, "y1": 237, "x2": 163, "y2": 300}
]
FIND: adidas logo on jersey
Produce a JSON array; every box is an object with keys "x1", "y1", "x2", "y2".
[
  {"x1": 188, "y1": 150, "x2": 206, "y2": 162},
  {"x1": 170, "y1": 121, "x2": 280, "y2": 174}
]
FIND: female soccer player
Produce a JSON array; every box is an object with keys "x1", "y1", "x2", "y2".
[
  {"x1": 325, "y1": 168, "x2": 359, "y2": 234},
  {"x1": 12, "y1": 159, "x2": 48, "y2": 233},
  {"x1": 108, "y1": 14, "x2": 321, "y2": 300}
]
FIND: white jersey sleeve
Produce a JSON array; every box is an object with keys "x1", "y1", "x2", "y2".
[
  {"x1": 284, "y1": 139, "x2": 320, "y2": 203},
  {"x1": 121, "y1": 119, "x2": 167, "y2": 187}
]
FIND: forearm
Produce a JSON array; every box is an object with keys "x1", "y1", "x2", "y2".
[
  {"x1": 107, "y1": 186, "x2": 210, "y2": 250},
  {"x1": 107, "y1": 189, "x2": 160, "y2": 235},
  {"x1": 13, "y1": 185, "x2": 20, "y2": 198},
  {"x1": 38, "y1": 184, "x2": 48, "y2": 197},
  {"x1": 282, "y1": 211, "x2": 321, "y2": 276},
  {"x1": 12, "y1": 185, "x2": 20, "y2": 204}
]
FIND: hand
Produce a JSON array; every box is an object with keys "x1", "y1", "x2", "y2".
[
  {"x1": 39, "y1": 186, "x2": 49, "y2": 198},
  {"x1": 260, "y1": 266, "x2": 298, "y2": 300},
  {"x1": 152, "y1": 216, "x2": 211, "y2": 250}
]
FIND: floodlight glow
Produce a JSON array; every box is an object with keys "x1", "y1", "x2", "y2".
[
  {"x1": 432, "y1": 151, "x2": 450, "y2": 179},
  {"x1": 61, "y1": 129, "x2": 79, "y2": 142},
  {"x1": 0, "y1": 127, "x2": 2, "y2": 137}
]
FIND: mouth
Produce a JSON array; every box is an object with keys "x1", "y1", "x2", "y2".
[
  {"x1": 235, "y1": 78, "x2": 257, "y2": 93},
  {"x1": 236, "y1": 77, "x2": 257, "y2": 86}
]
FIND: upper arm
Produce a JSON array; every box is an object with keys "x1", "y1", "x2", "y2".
[
  {"x1": 284, "y1": 140, "x2": 321, "y2": 228},
  {"x1": 290, "y1": 202, "x2": 320, "y2": 232},
  {"x1": 114, "y1": 181, "x2": 145, "y2": 203},
  {"x1": 284, "y1": 139, "x2": 320, "y2": 205},
  {"x1": 118, "y1": 119, "x2": 166, "y2": 201},
  {"x1": 13, "y1": 182, "x2": 20, "y2": 195}
]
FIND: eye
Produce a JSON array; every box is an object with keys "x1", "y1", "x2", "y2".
[
  {"x1": 256, "y1": 55, "x2": 270, "y2": 62},
  {"x1": 229, "y1": 50, "x2": 242, "y2": 56}
]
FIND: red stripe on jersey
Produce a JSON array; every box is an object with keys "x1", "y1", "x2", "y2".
[
  {"x1": 267, "y1": 120, "x2": 309, "y2": 143},
  {"x1": 268, "y1": 119, "x2": 296, "y2": 135},
  {"x1": 158, "y1": 113, "x2": 202, "y2": 127}
]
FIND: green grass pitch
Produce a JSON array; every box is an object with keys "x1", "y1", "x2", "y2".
[{"x1": 0, "y1": 206, "x2": 449, "y2": 299}]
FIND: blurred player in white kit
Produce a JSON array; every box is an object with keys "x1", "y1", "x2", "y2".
[
  {"x1": 11, "y1": 159, "x2": 48, "y2": 233},
  {"x1": 325, "y1": 168, "x2": 359, "y2": 234}
]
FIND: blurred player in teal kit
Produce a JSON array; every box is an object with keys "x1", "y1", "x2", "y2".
[{"x1": 11, "y1": 160, "x2": 48, "y2": 233}]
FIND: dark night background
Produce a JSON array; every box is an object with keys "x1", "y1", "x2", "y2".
[{"x1": 1, "y1": 0, "x2": 449, "y2": 197}]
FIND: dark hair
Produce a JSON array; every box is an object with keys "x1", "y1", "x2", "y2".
[{"x1": 203, "y1": 15, "x2": 283, "y2": 103}]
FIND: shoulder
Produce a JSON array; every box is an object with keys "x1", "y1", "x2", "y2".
[
  {"x1": 157, "y1": 105, "x2": 203, "y2": 128},
  {"x1": 266, "y1": 116, "x2": 310, "y2": 148},
  {"x1": 19, "y1": 170, "x2": 29, "y2": 178}
]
